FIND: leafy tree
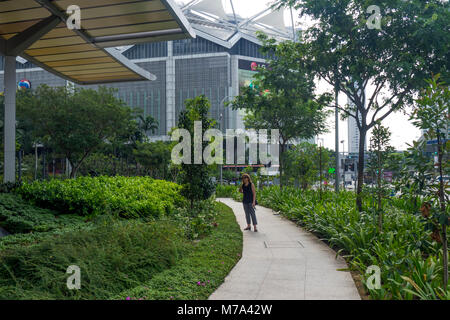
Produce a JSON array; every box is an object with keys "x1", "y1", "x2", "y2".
[
  {"x1": 133, "y1": 141, "x2": 171, "y2": 179},
  {"x1": 284, "y1": 142, "x2": 332, "y2": 190},
  {"x1": 17, "y1": 85, "x2": 135, "y2": 178},
  {"x1": 137, "y1": 115, "x2": 159, "y2": 141},
  {"x1": 175, "y1": 95, "x2": 216, "y2": 208},
  {"x1": 231, "y1": 33, "x2": 331, "y2": 187},
  {"x1": 411, "y1": 75, "x2": 449, "y2": 288},
  {"x1": 277, "y1": 0, "x2": 450, "y2": 210},
  {"x1": 394, "y1": 141, "x2": 434, "y2": 214},
  {"x1": 367, "y1": 123, "x2": 394, "y2": 231}
]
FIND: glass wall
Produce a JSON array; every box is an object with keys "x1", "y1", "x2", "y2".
[
  {"x1": 174, "y1": 37, "x2": 227, "y2": 56},
  {"x1": 122, "y1": 42, "x2": 168, "y2": 60},
  {"x1": 175, "y1": 56, "x2": 229, "y2": 130}
]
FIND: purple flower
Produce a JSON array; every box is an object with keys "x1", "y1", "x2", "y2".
[{"x1": 126, "y1": 297, "x2": 131, "y2": 300}]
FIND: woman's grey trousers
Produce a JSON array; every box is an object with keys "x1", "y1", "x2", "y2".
[{"x1": 243, "y1": 203, "x2": 257, "y2": 225}]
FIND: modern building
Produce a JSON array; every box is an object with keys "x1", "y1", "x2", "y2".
[
  {"x1": 347, "y1": 94, "x2": 367, "y2": 155},
  {"x1": 1, "y1": 0, "x2": 296, "y2": 140}
]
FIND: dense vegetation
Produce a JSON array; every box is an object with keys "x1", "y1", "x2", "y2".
[
  {"x1": 113, "y1": 202, "x2": 242, "y2": 300},
  {"x1": 0, "y1": 177, "x2": 242, "y2": 300},
  {"x1": 17, "y1": 176, "x2": 183, "y2": 219},
  {"x1": 219, "y1": 185, "x2": 449, "y2": 300},
  {"x1": 0, "y1": 193, "x2": 84, "y2": 234}
]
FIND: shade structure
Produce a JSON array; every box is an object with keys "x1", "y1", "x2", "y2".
[
  {"x1": 0, "y1": 0, "x2": 195, "y2": 84},
  {"x1": 0, "y1": 0, "x2": 195, "y2": 183}
]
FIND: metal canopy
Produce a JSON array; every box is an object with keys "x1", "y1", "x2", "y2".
[
  {"x1": 0, "y1": 0, "x2": 195, "y2": 84},
  {"x1": 1, "y1": 0, "x2": 195, "y2": 182}
]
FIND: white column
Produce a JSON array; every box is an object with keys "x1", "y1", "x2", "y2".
[
  {"x1": 230, "y1": 55, "x2": 240, "y2": 130},
  {"x1": 4, "y1": 56, "x2": 16, "y2": 183},
  {"x1": 166, "y1": 41, "x2": 176, "y2": 133}
]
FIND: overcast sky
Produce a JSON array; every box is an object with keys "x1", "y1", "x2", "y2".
[{"x1": 176, "y1": 0, "x2": 422, "y2": 151}]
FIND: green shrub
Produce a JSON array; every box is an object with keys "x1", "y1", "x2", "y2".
[
  {"x1": 256, "y1": 186, "x2": 449, "y2": 300},
  {"x1": 171, "y1": 199, "x2": 218, "y2": 240},
  {"x1": 17, "y1": 176, "x2": 184, "y2": 219},
  {"x1": 215, "y1": 185, "x2": 239, "y2": 198}
]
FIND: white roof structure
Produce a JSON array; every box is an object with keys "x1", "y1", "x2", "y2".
[{"x1": 179, "y1": 0, "x2": 296, "y2": 48}]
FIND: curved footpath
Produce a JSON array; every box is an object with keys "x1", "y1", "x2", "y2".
[{"x1": 209, "y1": 198, "x2": 360, "y2": 300}]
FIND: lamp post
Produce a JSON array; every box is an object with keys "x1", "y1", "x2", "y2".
[
  {"x1": 341, "y1": 140, "x2": 345, "y2": 190},
  {"x1": 219, "y1": 95, "x2": 234, "y2": 185},
  {"x1": 334, "y1": 70, "x2": 341, "y2": 193},
  {"x1": 219, "y1": 112, "x2": 223, "y2": 185},
  {"x1": 318, "y1": 138, "x2": 324, "y2": 199}
]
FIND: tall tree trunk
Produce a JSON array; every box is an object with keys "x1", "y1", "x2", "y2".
[
  {"x1": 356, "y1": 127, "x2": 367, "y2": 212},
  {"x1": 437, "y1": 135, "x2": 448, "y2": 288}
]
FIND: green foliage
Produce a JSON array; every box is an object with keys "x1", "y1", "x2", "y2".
[
  {"x1": 0, "y1": 202, "x2": 242, "y2": 300},
  {"x1": 230, "y1": 33, "x2": 331, "y2": 185},
  {"x1": 112, "y1": 202, "x2": 243, "y2": 300},
  {"x1": 16, "y1": 85, "x2": 136, "y2": 178},
  {"x1": 411, "y1": 74, "x2": 450, "y2": 287},
  {"x1": 254, "y1": 186, "x2": 449, "y2": 299},
  {"x1": 367, "y1": 123, "x2": 395, "y2": 230},
  {"x1": 215, "y1": 185, "x2": 239, "y2": 198},
  {"x1": 176, "y1": 95, "x2": 216, "y2": 207},
  {"x1": 171, "y1": 199, "x2": 219, "y2": 240},
  {"x1": 17, "y1": 176, "x2": 184, "y2": 219},
  {"x1": 133, "y1": 141, "x2": 171, "y2": 179},
  {"x1": 0, "y1": 193, "x2": 84, "y2": 234},
  {"x1": 0, "y1": 182, "x2": 22, "y2": 194},
  {"x1": 0, "y1": 220, "x2": 187, "y2": 300},
  {"x1": 284, "y1": 142, "x2": 332, "y2": 189},
  {"x1": 277, "y1": 0, "x2": 450, "y2": 209}
]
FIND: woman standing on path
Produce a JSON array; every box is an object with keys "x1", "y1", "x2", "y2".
[{"x1": 239, "y1": 174, "x2": 258, "y2": 232}]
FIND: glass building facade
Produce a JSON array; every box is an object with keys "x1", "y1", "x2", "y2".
[{"x1": 0, "y1": 35, "x2": 269, "y2": 138}]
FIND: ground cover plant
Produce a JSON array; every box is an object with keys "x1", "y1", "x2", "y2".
[
  {"x1": 0, "y1": 177, "x2": 242, "y2": 300},
  {"x1": 0, "y1": 193, "x2": 84, "y2": 234},
  {"x1": 113, "y1": 202, "x2": 242, "y2": 300}
]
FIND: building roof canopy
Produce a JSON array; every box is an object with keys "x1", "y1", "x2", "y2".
[{"x1": 0, "y1": 0, "x2": 195, "y2": 84}]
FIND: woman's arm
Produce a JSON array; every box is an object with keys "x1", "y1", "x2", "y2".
[
  {"x1": 251, "y1": 183, "x2": 256, "y2": 207},
  {"x1": 239, "y1": 184, "x2": 243, "y2": 193}
]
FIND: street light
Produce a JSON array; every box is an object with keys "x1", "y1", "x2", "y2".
[
  {"x1": 318, "y1": 138, "x2": 325, "y2": 199},
  {"x1": 219, "y1": 95, "x2": 235, "y2": 185},
  {"x1": 341, "y1": 140, "x2": 345, "y2": 190}
]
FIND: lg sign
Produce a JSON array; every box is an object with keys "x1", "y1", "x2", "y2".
[
  {"x1": 18, "y1": 79, "x2": 31, "y2": 90},
  {"x1": 239, "y1": 59, "x2": 268, "y2": 71}
]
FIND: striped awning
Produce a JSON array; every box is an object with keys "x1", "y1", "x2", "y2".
[{"x1": 0, "y1": 0, "x2": 195, "y2": 84}]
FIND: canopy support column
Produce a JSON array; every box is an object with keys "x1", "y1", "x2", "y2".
[{"x1": 4, "y1": 55, "x2": 16, "y2": 183}]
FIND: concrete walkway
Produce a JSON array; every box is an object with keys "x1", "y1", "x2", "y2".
[{"x1": 209, "y1": 198, "x2": 360, "y2": 300}]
